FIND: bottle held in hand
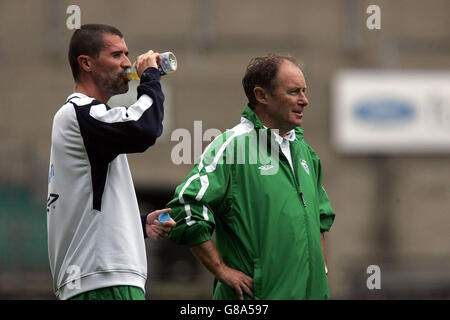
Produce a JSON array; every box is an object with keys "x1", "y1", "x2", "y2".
[{"x1": 126, "y1": 51, "x2": 177, "y2": 80}]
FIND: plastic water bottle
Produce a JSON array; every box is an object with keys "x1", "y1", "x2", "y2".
[
  {"x1": 126, "y1": 51, "x2": 177, "y2": 80},
  {"x1": 158, "y1": 212, "x2": 171, "y2": 223}
]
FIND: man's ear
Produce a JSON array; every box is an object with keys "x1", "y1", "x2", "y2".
[
  {"x1": 77, "y1": 55, "x2": 92, "y2": 72},
  {"x1": 254, "y1": 86, "x2": 268, "y2": 105}
]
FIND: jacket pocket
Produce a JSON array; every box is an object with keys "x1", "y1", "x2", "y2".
[{"x1": 253, "y1": 257, "x2": 262, "y2": 300}]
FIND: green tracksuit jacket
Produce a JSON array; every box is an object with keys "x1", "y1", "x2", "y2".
[{"x1": 168, "y1": 106, "x2": 335, "y2": 299}]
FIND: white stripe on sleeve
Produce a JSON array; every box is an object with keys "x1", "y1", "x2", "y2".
[
  {"x1": 202, "y1": 205, "x2": 209, "y2": 221},
  {"x1": 179, "y1": 173, "x2": 200, "y2": 204},
  {"x1": 185, "y1": 204, "x2": 196, "y2": 226},
  {"x1": 89, "y1": 94, "x2": 153, "y2": 123},
  {"x1": 195, "y1": 175, "x2": 209, "y2": 201}
]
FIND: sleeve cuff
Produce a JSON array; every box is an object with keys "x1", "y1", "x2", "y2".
[
  {"x1": 140, "y1": 67, "x2": 161, "y2": 83},
  {"x1": 187, "y1": 228, "x2": 213, "y2": 247},
  {"x1": 320, "y1": 213, "x2": 335, "y2": 233},
  {"x1": 169, "y1": 221, "x2": 213, "y2": 247},
  {"x1": 141, "y1": 214, "x2": 149, "y2": 239}
]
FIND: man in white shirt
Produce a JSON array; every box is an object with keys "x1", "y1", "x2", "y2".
[{"x1": 47, "y1": 24, "x2": 175, "y2": 300}]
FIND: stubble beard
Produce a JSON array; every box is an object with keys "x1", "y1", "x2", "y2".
[{"x1": 94, "y1": 70, "x2": 129, "y2": 97}]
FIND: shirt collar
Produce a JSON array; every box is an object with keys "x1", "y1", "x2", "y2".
[
  {"x1": 266, "y1": 126, "x2": 296, "y2": 144},
  {"x1": 66, "y1": 92, "x2": 89, "y2": 103}
]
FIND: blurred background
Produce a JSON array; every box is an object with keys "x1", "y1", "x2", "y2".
[{"x1": 0, "y1": 0, "x2": 449, "y2": 299}]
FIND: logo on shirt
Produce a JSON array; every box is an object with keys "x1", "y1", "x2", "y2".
[
  {"x1": 48, "y1": 163, "x2": 55, "y2": 185},
  {"x1": 301, "y1": 159, "x2": 310, "y2": 175},
  {"x1": 258, "y1": 165, "x2": 275, "y2": 171}
]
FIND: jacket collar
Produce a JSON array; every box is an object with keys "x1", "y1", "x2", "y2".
[{"x1": 241, "y1": 105, "x2": 304, "y2": 141}]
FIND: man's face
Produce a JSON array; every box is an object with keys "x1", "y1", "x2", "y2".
[
  {"x1": 91, "y1": 34, "x2": 132, "y2": 97},
  {"x1": 264, "y1": 61, "x2": 309, "y2": 134}
]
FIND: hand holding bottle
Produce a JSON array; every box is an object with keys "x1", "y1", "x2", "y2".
[
  {"x1": 126, "y1": 52, "x2": 177, "y2": 81},
  {"x1": 135, "y1": 50, "x2": 161, "y2": 78}
]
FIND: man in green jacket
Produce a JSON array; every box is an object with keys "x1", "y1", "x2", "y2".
[{"x1": 167, "y1": 54, "x2": 335, "y2": 300}]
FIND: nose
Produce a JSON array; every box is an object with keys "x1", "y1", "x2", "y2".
[
  {"x1": 123, "y1": 56, "x2": 132, "y2": 69},
  {"x1": 300, "y1": 93, "x2": 308, "y2": 107}
]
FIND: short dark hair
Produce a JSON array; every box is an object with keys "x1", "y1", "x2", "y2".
[
  {"x1": 242, "y1": 54, "x2": 298, "y2": 108},
  {"x1": 68, "y1": 24, "x2": 123, "y2": 82}
]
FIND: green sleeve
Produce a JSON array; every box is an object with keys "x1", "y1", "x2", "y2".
[
  {"x1": 318, "y1": 184, "x2": 335, "y2": 232},
  {"x1": 167, "y1": 133, "x2": 233, "y2": 247},
  {"x1": 308, "y1": 145, "x2": 336, "y2": 233}
]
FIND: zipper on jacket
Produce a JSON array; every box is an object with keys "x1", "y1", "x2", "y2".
[
  {"x1": 275, "y1": 139, "x2": 307, "y2": 208},
  {"x1": 299, "y1": 192, "x2": 307, "y2": 207},
  {"x1": 286, "y1": 139, "x2": 307, "y2": 208},
  {"x1": 265, "y1": 128, "x2": 307, "y2": 208}
]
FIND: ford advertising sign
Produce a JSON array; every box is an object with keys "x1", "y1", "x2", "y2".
[
  {"x1": 353, "y1": 98, "x2": 416, "y2": 126},
  {"x1": 332, "y1": 70, "x2": 450, "y2": 154}
]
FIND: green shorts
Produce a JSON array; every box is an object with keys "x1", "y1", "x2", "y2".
[{"x1": 69, "y1": 285, "x2": 145, "y2": 300}]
